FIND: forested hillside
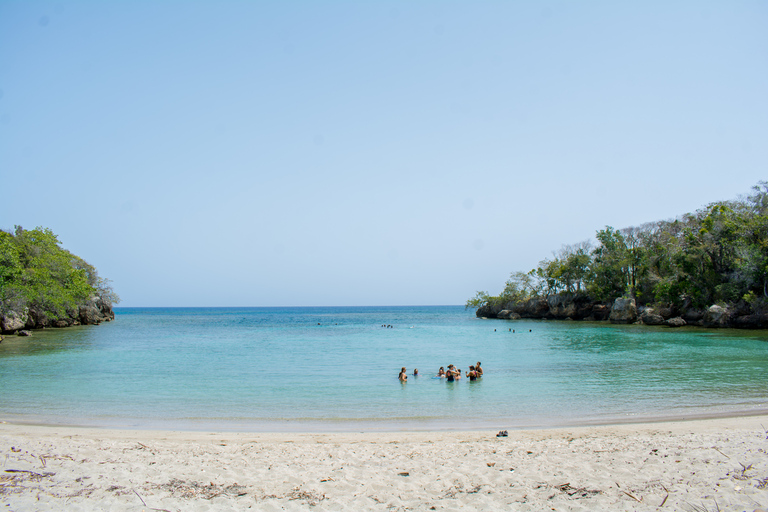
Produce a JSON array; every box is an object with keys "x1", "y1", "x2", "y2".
[
  {"x1": 0, "y1": 226, "x2": 118, "y2": 333},
  {"x1": 468, "y1": 182, "x2": 768, "y2": 327}
]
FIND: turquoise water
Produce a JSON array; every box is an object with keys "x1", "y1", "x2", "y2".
[{"x1": 0, "y1": 306, "x2": 767, "y2": 431}]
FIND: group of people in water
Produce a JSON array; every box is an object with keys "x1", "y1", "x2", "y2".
[{"x1": 398, "y1": 362, "x2": 483, "y2": 382}]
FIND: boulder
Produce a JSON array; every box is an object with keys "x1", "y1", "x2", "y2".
[
  {"x1": 79, "y1": 295, "x2": 114, "y2": 325},
  {"x1": 666, "y1": 317, "x2": 687, "y2": 327},
  {"x1": 703, "y1": 305, "x2": 730, "y2": 328},
  {"x1": 17, "y1": 330, "x2": 31, "y2": 336},
  {"x1": 639, "y1": 308, "x2": 665, "y2": 326},
  {"x1": 1, "y1": 309, "x2": 28, "y2": 333},
  {"x1": 609, "y1": 298, "x2": 637, "y2": 324}
]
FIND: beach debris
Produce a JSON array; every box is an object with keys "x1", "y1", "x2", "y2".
[
  {"x1": 729, "y1": 462, "x2": 754, "y2": 480},
  {"x1": 622, "y1": 490, "x2": 642, "y2": 502},
  {"x1": 554, "y1": 483, "x2": 602, "y2": 499},
  {"x1": 287, "y1": 486, "x2": 326, "y2": 506},
  {"x1": 158, "y1": 478, "x2": 248, "y2": 500},
  {"x1": 687, "y1": 498, "x2": 721, "y2": 512},
  {"x1": 496, "y1": 431, "x2": 508, "y2": 437},
  {"x1": 486, "y1": 462, "x2": 495, "y2": 467},
  {"x1": 3, "y1": 469, "x2": 55, "y2": 480},
  {"x1": 1, "y1": 469, "x2": 55, "y2": 496},
  {"x1": 441, "y1": 482, "x2": 483, "y2": 499},
  {"x1": 398, "y1": 472, "x2": 409, "y2": 476},
  {"x1": 132, "y1": 488, "x2": 171, "y2": 512}
]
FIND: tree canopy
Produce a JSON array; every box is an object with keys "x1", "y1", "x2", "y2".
[
  {"x1": 0, "y1": 226, "x2": 119, "y2": 319},
  {"x1": 468, "y1": 182, "x2": 768, "y2": 313}
]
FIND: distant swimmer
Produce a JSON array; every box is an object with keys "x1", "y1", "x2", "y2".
[
  {"x1": 399, "y1": 367, "x2": 407, "y2": 381},
  {"x1": 468, "y1": 365, "x2": 477, "y2": 381},
  {"x1": 476, "y1": 362, "x2": 483, "y2": 377},
  {"x1": 437, "y1": 367, "x2": 446, "y2": 377},
  {"x1": 413, "y1": 368, "x2": 419, "y2": 376}
]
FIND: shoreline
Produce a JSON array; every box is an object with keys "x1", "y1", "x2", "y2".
[
  {"x1": 3, "y1": 404, "x2": 768, "y2": 433},
  {"x1": 2, "y1": 416, "x2": 767, "y2": 510}
]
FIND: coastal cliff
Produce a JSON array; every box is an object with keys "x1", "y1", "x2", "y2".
[{"x1": 476, "y1": 294, "x2": 768, "y2": 329}]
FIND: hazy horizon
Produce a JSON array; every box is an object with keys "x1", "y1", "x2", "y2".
[{"x1": 2, "y1": 1, "x2": 766, "y2": 307}]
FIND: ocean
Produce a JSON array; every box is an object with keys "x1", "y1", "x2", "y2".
[{"x1": 1, "y1": 306, "x2": 767, "y2": 431}]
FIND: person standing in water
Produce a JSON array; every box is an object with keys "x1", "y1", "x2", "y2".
[
  {"x1": 475, "y1": 362, "x2": 483, "y2": 377},
  {"x1": 399, "y1": 367, "x2": 408, "y2": 381}
]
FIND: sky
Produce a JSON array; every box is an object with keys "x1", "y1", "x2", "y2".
[{"x1": 1, "y1": 1, "x2": 766, "y2": 307}]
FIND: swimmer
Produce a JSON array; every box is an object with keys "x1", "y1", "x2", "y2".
[
  {"x1": 399, "y1": 367, "x2": 407, "y2": 381},
  {"x1": 476, "y1": 362, "x2": 483, "y2": 376},
  {"x1": 468, "y1": 365, "x2": 477, "y2": 381},
  {"x1": 413, "y1": 368, "x2": 419, "y2": 376},
  {"x1": 446, "y1": 369, "x2": 455, "y2": 382},
  {"x1": 437, "y1": 367, "x2": 446, "y2": 377}
]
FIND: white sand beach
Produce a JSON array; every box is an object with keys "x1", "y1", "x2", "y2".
[{"x1": 2, "y1": 416, "x2": 767, "y2": 511}]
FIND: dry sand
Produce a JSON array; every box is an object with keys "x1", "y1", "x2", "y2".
[{"x1": 1, "y1": 416, "x2": 768, "y2": 511}]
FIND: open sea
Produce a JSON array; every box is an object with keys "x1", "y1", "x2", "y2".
[{"x1": 1, "y1": 306, "x2": 767, "y2": 432}]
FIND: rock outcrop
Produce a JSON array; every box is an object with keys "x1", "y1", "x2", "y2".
[
  {"x1": 703, "y1": 305, "x2": 730, "y2": 328},
  {"x1": 1, "y1": 295, "x2": 114, "y2": 334},
  {"x1": 639, "y1": 307, "x2": 665, "y2": 326},
  {"x1": 609, "y1": 298, "x2": 637, "y2": 324},
  {"x1": 733, "y1": 314, "x2": 768, "y2": 329},
  {"x1": 666, "y1": 317, "x2": 687, "y2": 327},
  {"x1": 1, "y1": 309, "x2": 28, "y2": 332},
  {"x1": 475, "y1": 294, "x2": 764, "y2": 329}
]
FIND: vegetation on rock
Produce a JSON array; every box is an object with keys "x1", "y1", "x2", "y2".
[
  {"x1": 0, "y1": 226, "x2": 119, "y2": 329},
  {"x1": 468, "y1": 182, "x2": 768, "y2": 316}
]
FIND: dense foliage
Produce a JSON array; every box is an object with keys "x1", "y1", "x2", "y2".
[
  {"x1": 468, "y1": 182, "x2": 768, "y2": 313},
  {"x1": 0, "y1": 226, "x2": 119, "y2": 318}
]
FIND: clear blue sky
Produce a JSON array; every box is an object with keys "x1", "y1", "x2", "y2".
[{"x1": 1, "y1": 1, "x2": 766, "y2": 307}]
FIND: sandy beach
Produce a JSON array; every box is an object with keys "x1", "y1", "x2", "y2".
[{"x1": 1, "y1": 416, "x2": 766, "y2": 511}]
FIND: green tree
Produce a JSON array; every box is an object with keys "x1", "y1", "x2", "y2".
[{"x1": 0, "y1": 226, "x2": 119, "y2": 319}]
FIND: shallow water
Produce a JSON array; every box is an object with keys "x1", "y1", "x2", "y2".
[{"x1": 1, "y1": 306, "x2": 767, "y2": 431}]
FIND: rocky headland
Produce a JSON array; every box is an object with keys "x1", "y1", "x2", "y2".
[{"x1": 475, "y1": 294, "x2": 768, "y2": 329}]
